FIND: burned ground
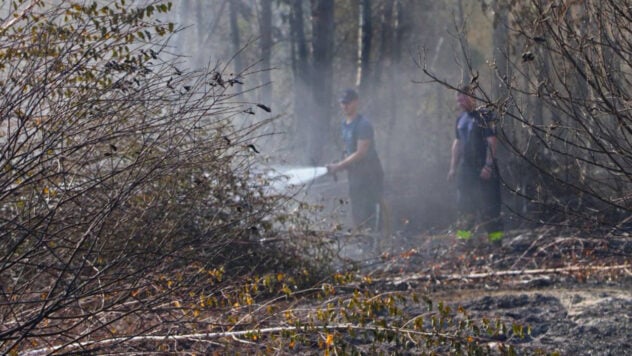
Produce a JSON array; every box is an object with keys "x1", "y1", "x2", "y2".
[{"x1": 331, "y1": 227, "x2": 632, "y2": 354}]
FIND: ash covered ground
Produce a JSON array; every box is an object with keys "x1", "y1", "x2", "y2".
[{"x1": 331, "y1": 227, "x2": 632, "y2": 355}]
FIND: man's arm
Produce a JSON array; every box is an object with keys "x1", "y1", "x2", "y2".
[
  {"x1": 447, "y1": 138, "x2": 460, "y2": 181},
  {"x1": 327, "y1": 139, "x2": 370, "y2": 173}
]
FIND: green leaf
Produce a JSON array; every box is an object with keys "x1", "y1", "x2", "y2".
[
  {"x1": 488, "y1": 231, "x2": 504, "y2": 242},
  {"x1": 456, "y1": 230, "x2": 472, "y2": 240}
]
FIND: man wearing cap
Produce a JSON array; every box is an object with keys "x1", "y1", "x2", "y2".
[{"x1": 327, "y1": 89, "x2": 384, "y2": 230}]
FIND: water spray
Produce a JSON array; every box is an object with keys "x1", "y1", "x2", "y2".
[{"x1": 266, "y1": 166, "x2": 330, "y2": 191}]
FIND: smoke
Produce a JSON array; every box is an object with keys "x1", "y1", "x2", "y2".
[{"x1": 163, "y1": 1, "x2": 473, "y2": 236}]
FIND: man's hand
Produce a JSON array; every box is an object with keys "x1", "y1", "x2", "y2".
[
  {"x1": 447, "y1": 168, "x2": 456, "y2": 181},
  {"x1": 480, "y1": 165, "x2": 492, "y2": 180},
  {"x1": 326, "y1": 163, "x2": 341, "y2": 174}
]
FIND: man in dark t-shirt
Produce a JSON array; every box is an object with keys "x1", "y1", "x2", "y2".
[
  {"x1": 447, "y1": 86, "x2": 503, "y2": 240},
  {"x1": 327, "y1": 89, "x2": 384, "y2": 230}
]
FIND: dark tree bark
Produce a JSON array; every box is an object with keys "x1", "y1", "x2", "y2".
[
  {"x1": 384, "y1": 0, "x2": 406, "y2": 169},
  {"x1": 393, "y1": 0, "x2": 405, "y2": 63},
  {"x1": 289, "y1": 0, "x2": 314, "y2": 163},
  {"x1": 356, "y1": 0, "x2": 372, "y2": 91},
  {"x1": 374, "y1": 1, "x2": 394, "y2": 84},
  {"x1": 289, "y1": 1, "x2": 309, "y2": 76},
  {"x1": 490, "y1": 0, "x2": 513, "y2": 172},
  {"x1": 309, "y1": 0, "x2": 335, "y2": 164},
  {"x1": 456, "y1": 0, "x2": 469, "y2": 84},
  {"x1": 491, "y1": 0, "x2": 510, "y2": 101}
]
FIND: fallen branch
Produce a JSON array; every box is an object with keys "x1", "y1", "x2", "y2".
[
  {"x1": 386, "y1": 264, "x2": 631, "y2": 286},
  {"x1": 21, "y1": 322, "x2": 484, "y2": 355}
]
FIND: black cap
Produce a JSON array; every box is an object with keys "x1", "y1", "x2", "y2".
[{"x1": 339, "y1": 88, "x2": 359, "y2": 103}]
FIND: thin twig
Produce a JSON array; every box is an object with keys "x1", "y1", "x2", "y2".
[{"x1": 0, "y1": 1, "x2": 37, "y2": 32}]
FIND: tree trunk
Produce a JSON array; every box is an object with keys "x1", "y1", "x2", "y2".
[
  {"x1": 491, "y1": 0, "x2": 510, "y2": 102},
  {"x1": 229, "y1": 0, "x2": 243, "y2": 77},
  {"x1": 290, "y1": 1, "x2": 309, "y2": 76},
  {"x1": 384, "y1": 1, "x2": 406, "y2": 171},
  {"x1": 374, "y1": 1, "x2": 393, "y2": 84},
  {"x1": 289, "y1": 1, "x2": 314, "y2": 163},
  {"x1": 456, "y1": 0, "x2": 469, "y2": 84},
  {"x1": 309, "y1": 0, "x2": 335, "y2": 165},
  {"x1": 259, "y1": 0, "x2": 273, "y2": 105},
  {"x1": 356, "y1": 0, "x2": 372, "y2": 91},
  {"x1": 491, "y1": 0, "x2": 512, "y2": 160},
  {"x1": 393, "y1": 0, "x2": 405, "y2": 64}
]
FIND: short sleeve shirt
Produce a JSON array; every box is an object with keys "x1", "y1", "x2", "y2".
[
  {"x1": 455, "y1": 110, "x2": 496, "y2": 166},
  {"x1": 343, "y1": 115, "x2": 374, "y2": 155},
  {"x1": 341, "y1": 114, "x2": 382, "y2": 177}
]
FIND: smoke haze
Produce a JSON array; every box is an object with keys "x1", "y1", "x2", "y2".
[{"x1": 160, "y1": 1, "x2": 498, "y2": 235}]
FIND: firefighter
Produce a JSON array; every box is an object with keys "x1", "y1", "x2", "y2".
[
  {"x1": 447, "y1": 85, "x2": 503, "y2": 241},
  {"x1": 327, "y1": 88, "x2": 384, "y2": 231}
]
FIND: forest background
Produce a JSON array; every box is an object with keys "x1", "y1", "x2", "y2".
[{"x1": 167, "y1": 0, "x2": 630, "y2": 233}]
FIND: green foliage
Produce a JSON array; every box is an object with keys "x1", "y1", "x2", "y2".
[
  {"x1": 457, "y1": 229, "x2": 473, "y2": 240},
  {"x1": 138, "y1": 272, "x2": 529, "y2": 354},
  {"x1": 488, "y1": 231, "x2": 504, "y2": 242}
]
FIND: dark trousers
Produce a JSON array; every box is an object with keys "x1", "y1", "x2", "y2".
[
  {"x1": 349, "y1": 170, "x2": 383, "y2": 230},
  {"x1": 456, "y1": 163, "x2": 502, "y2": 233}
]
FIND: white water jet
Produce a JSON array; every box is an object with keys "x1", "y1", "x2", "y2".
[{"x1": 266, "y1": 166, "x2": 329, "y2": 191}]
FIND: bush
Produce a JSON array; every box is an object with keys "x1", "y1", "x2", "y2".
[{"x1": 0, "y1": 1, "x2": 329, "y2": 353}]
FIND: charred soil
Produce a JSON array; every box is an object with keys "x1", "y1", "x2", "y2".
[{"x1": 337, "y1": 227, "x2": 632, "y2": 354}]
